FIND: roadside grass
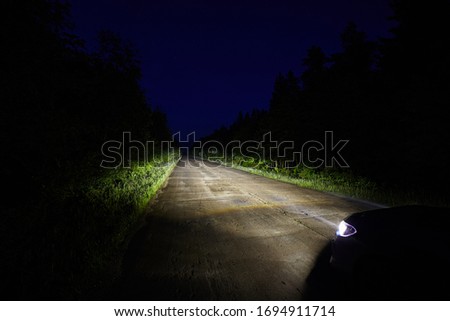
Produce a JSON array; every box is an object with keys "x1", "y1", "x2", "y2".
[
  {"x1": 212, "y1": 156, "x2": 449, "y2": 208},
  {"x1": 2, "y1": 152, "x2": 179, "y2": 299}
]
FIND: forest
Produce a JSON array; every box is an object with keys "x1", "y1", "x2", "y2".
[
  {"x1": 203, "y1": 0, "x2": 450, "y2": 205},
  {"x1": 2, "y1": 1, "x2": 175, "y2": 298}
]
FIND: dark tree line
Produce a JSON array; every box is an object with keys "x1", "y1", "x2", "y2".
[
  {"x1": 1, "y1": 0, "x2": 173, "y2": 298},
  {"x1": 2, "y1": 0, "x2": 171, "y2": 207},
  {"x1": 205, "y1": 0, "x2": 450, "y2": 193}
]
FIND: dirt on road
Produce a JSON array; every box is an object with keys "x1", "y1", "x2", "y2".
[{"x1": 114, "y1": 158, "x2": 381, "y2": 300}]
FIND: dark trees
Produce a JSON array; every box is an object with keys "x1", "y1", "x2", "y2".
[
  {"x1": 206, "y1": 1, "x2": 450, "y2": 192},
  {"x1": 3, "y1": 0, "x2": 170, "y2": 178},
  {"x1": 377, "y1": 0, "x2": 450, "y2": 185},
  {"x1": 2, "y1": 0, "x2": 173, "y2": 299}
]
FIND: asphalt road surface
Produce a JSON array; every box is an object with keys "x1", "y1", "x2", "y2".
[{"x1": 114, "y1": 158, "x2": 382, "y2": 300}]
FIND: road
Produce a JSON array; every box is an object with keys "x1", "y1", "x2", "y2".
[{"x1": 114, "y1": 158, "x2": 381, "y2": 300}]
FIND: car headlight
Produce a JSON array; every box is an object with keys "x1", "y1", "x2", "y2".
[{"x1": 337, "y1": 220, "x2": 357, "y2": 237}]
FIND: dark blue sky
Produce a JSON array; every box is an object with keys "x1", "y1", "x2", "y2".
[{"x1": 70, "y1": 0, "x2": 393, "y2": 138}]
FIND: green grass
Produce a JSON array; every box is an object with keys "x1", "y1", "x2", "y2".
[
  {"x1": 2, "y1": 151, "x2": 179, "y2": 299},
  {"x1": 212, "y1": 155, "x2": 449, "y2": 208}
]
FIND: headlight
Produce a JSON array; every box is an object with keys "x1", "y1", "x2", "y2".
[{"x1": 337, "y1": 220, "x2": 357, "y2": 237}]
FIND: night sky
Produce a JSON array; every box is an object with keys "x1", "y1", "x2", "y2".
[{"x1": 70, "y1": 0, "x2": 393, "y2": 139}]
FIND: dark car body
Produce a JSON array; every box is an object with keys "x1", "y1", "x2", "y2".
[{"x1": 330, "y1": 205, "x2": 450, "y2": 299}]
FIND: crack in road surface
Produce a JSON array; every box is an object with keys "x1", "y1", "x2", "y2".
[{"x1": 115, "y1": 157, "x2": 381, "y2": 300}]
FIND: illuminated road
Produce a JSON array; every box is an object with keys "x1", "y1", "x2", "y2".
[{"x1": 115, "y1": 158, "x2": 381, "y2": 300}]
